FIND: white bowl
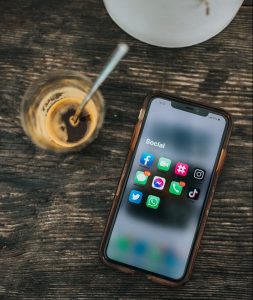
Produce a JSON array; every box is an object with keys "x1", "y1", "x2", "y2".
[{"x1": 104, "y1": 0, "x2": 244, "y2": 48}]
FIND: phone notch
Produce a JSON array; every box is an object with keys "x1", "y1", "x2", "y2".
[{"x1": 171, "y1": 101, "x2": 208, "y2": 116}]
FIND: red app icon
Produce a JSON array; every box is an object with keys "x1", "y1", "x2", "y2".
[{"x1": 174, "y1": 162, "x2": 189, "y2": 176}]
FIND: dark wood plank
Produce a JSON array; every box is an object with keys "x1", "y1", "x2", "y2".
[
  {"x1": 0, "y1": 1, "x2": 252, "y2": 299},
  {"x1": 243, "y1": 0, "x2": 253, "y2": 6}
]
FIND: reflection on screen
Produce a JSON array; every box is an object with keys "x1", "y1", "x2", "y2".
[{"x1": 106, "y1": 98, "x2": 226, "y2": 280}]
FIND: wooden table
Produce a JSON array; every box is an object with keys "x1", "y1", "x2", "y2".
[{"x1": 0, "y1": 1, "x2": 252, "y2": 299}]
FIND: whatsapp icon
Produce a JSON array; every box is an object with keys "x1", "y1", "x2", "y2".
[{"x1": 146, "y1": 195, "x2": 160, "y2": 209}]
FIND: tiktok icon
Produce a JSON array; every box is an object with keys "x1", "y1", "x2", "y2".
[
  {"x1": 187, "y1": 187, "x2": 200, "y2": 200},
  {"x1": 140, "y1": 152, "x2": 155, "y2": 167}
]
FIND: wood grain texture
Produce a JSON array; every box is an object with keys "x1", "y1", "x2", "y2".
[
  {"x1": 244, "y1": 0, "x2": 253, "y2": 6},
  {"x1": 0, "y1": 0, "x2": 252, "y2": 299}
]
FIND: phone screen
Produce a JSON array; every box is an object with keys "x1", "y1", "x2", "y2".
[{"x1": 105, "y1": 97, "x2": 228, "y2": 281}]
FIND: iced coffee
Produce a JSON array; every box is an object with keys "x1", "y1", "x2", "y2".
[{"x1": 21, "y1": 71, "x2": 104, "y2": 152}]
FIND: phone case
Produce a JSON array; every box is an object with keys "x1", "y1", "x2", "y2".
[{"x1": 99, "y1": 91, "x2": 233, "y2": 287}]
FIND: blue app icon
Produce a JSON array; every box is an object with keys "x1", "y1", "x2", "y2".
[
  {"x1": 164, "y1": 249, "x2": 178, "y2": 267},
  {"x1": 129, "y1": 190, "x2": 143, "y2": 204},
  {"x1": 140, "y1": 152, "x2": 155, "y2": 167},
  {"x1": 133, "y1": 240, "x2": 147, "y2": 256}
]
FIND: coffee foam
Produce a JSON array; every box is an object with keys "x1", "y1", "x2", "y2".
[{"x1": 45, "y1": 97, "x2": 99, "y2": 148}]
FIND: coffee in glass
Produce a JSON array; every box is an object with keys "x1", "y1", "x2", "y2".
[{"x1": 21, "y1": 70, "x2": 105, "y2": 152}]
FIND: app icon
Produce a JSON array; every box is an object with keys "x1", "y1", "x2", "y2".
[
  {"x1": 133, "y1": 240, "x2": 147, "y2": 255},
  {"x1": 129, "y1": 190, "x2": 143, "y2": 204},
  {"x1": 117, "y1": 236, "x2": 131, "y2": 251},
  {"x1": 164, "y1": 249, "x2": 179, "y2": 267},
  {"x1": 149, "y1": 246, "x2": 163, "y2": 261},
  {"x1": 140, "y1": 152, "x2": 155, "y2": 167},
  {"x1": 157, "y1": 157, "x2": 171, "y2": 171},
  {"x1": 175, "y1": 162, "x2": 189, "y2": 176},
  {"x1": 187, "y1": 187, "x2": 200, "y2": 200},
  {"x1": 193, "y1": 168, "x2": 205, "y2": 180},
  {"x1": 152, "y1": 176, "x2": 166, "y2": 190},
  {"x1": 169, "y1": 181, "x2": 185, "y2": 196},
  {"x1": 146, "y1": 195, "x2": 160, "y2": 209},
  {"x1": 134, "y1": 171, "x2": 149, "y2": 185}
]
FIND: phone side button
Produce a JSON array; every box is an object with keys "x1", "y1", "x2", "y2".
[
  {"x1": 138, "y1": 108, "x2": 144, "y2": 120},
  {"x1": 130, "y1": 122, "x2": 141, "y2": 151},
  {"x1": 216, "y1": 149, "x2": 227, "y2": 175},
  {"x1": 147, "y1": 275, "x2": 178, "y2": 287},
  {"x1": 117, "y1": 266, "x2": 135, "y2": 275},
  {"x1": 129, "y1": 125, "x2": 137, "y2": 149},
  {"x1": 115, "y1": 170, "x2": 127, "y2": 197}
]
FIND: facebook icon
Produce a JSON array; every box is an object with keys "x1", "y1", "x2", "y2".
[{"x1": 140, "y1": 152, "x2": 155, "y2": 167}]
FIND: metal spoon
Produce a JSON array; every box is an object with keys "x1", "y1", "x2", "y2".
[{"x1": 71, "y1": 43, "x2": 129, "y2": 125}]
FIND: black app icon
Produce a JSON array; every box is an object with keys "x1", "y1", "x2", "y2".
[
  {"x1": 193, "y1": 168, "x2": 205, "y2": 180},
  {"x1": 187, "y1": 187, "x2": 200, "y2": 200}
]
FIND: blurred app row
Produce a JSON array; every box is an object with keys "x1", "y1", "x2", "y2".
[{"x1": 140, "y1": 152, "x2": 205, "y2": 180}]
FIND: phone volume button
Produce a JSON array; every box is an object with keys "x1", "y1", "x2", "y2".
[
  {"x1": 216, "y1": 149, "x2": 227, "y2": 174},
  {"x1": 138, "y1": 109, "x2": 143, "y2": 120},
  {"x1": 130, "y1": 122, "x2": 141, "y2": 151},
  {"x1": 138, "y1": 108, "x2": 144, "y2": 120},
  {"x1": 129, "y1": 125, "x2": 137, "y2": 147}
]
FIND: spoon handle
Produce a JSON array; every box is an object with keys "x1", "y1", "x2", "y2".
[{"x1": 73, "y1": 43, "x2": 129, "y2": 122}]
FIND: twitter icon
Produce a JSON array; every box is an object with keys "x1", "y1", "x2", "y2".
[{"x1": 128, "y1": 190, "x2": 143, "y2": 204}]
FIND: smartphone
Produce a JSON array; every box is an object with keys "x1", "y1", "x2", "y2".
[{"x1": 100, "y1": 92, "x2": 232, "y2": 287}]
